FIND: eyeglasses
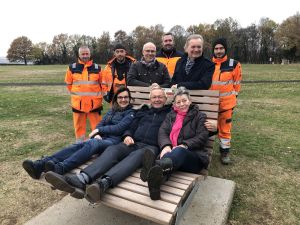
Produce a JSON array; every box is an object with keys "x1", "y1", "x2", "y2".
[
  {"x1": 117, "y1": 96, "x2": 129, "y2": 100},
  {"x1": 151, "y1": 95, "x2": 165, "y2": 100}
]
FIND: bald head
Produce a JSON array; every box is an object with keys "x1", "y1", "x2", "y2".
[{"x1": 142, "y1": 42, "x2": 156, "y2": 63}]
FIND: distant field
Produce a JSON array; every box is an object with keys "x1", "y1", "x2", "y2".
[{"x1": 0, "y1": 64, "x2": 299, "y2": 225}]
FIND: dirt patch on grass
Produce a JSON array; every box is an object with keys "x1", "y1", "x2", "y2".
[{"x1": 0, "y1": 161, "x2": 65, "y2": 225}]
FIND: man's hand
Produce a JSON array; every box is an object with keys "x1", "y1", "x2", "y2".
[
  {"x1": 89, "y1": 129, "x2": 99, "y2": 138},
  {"x1": 94, "y1": 134, "x2": 102, "y2": 140},
  {"x1": 124, "y1": 136, "x2": 135, "y2": 146},
  {"x1": 205, "y1": 120, "x2": 217, "y2": 132},
  {"x1": 160, "y1": 146, "x2": 172, "y2": 159}
]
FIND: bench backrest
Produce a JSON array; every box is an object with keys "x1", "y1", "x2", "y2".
[{"x1": 128, "y1": 86, "x2": 220, "y2": 174}]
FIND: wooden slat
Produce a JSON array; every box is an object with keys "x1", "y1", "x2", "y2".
[
  {"x1": 125, "y1": 176, "x2": 185, "y2": 196},
  {"x1": 101, "y1": 194, "x2": 173, "y2": 225},
  {"x1": 117, "y1": 181, "x2": 181, "y2": 204},
  {"x1": 174, "y1": 171, "x2": 201, "y2": 179},
  {"x1": 196, "y1": 104, "x2": 219, "y2": 112},
  {"x1": 107, "y1": 188, "x2": 177, "y2": 214},
  {"x1": 132, "y1": 98, "x2": 150, "y2": 105},
  {"x1": 127, "y1": 86, "x2": 151, "y2": 92},
  {"x1": 188, "y1": 89, "x2": 220, "y2": 97},
  {"x1": 168, "y1": 176, "x2": 192, "y2": 185},
  {"x1": 191, "y1": 96, "x2": 219, "y2": 104},
  {"x1": 164, "y1": 180, "x2": 190, "y2": 190},
  {"x1": 131, "y1": 92, "x2": 151, "y2": 99},
  {"x1": 203, "y1": 111, "x2": 218, "y2": 119}
]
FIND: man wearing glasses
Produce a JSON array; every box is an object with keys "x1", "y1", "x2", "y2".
[{"x1": 127, "y1": 42, "x2": 171, "y2": 88}]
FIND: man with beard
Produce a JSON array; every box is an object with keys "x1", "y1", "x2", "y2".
[
  {"x1": 102, "y1": 44, "x2": 136, "y2": 103},
  {"x1": 156, "y1": 33, "x2": 183, "y2": 78},
  {"x1": 210, "y1": 38, "x2": 242, "y2": 164}
]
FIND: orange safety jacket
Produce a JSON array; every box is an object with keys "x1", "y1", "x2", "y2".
[
  {"x1": 210, "y1": 55, "x2": 242, "y2": 111},
  {"x1": 65, "y1": 59, "x2": 103, "y2": 113},
  {"x1": 156, "y1": 49, "x2": 183, "y2": 77},
  {"x1": 102, "y1": 55, "x2": 136, "y2": 95}
]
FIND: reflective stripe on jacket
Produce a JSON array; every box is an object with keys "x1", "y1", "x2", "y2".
[
  {"x1": 65, "y1": 59, "x2": 103, "y2": 113},
  {"x1": 210, "y1": 55, "x2": 242, "y2": 110}
]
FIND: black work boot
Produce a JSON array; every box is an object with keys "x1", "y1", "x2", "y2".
[
  {"x1": 22, "y1": 159, "x2": 46, "y2": 179},
  {"x1": 140, "y1": 149, "x2": 156, "y2": 182},
  {"x1": 147, "y1": 158, "x2": 173, "y2": 200},
  {"x1": 85, "y1": 177, "x2": 112, "y2": 203},
  {"x1": 220, "y1": 147, "x2": 231, "y2": 165}
]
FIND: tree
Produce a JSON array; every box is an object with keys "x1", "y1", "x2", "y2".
[
  {"x1": 7, "y1": 36, "x2": 33, "y2": 65},
  {"x1": 95, "y1": 32, "x2": 112, "y2": 64},
  {"x1": 169, "y1": 25, "x2": 187, "y2": 52},
  {"x1": 275, "y1": 12, "x2": 300, "y2": 62}
]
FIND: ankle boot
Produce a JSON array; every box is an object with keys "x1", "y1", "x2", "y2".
[
  {"x1": 85, "y1": 177, "x2": 112, "y2": 203},
  {"x1": 22, "y1": 158, "x2": 46, "y2": 179},
  {"x1": 140, "y1": 149, "x2": 156, "y2": 182},
  {"x1": 147, "y1": 158, "x2": 173, "y2": 200},
  {"x1": 220, "y1": 147, "x2": 231, "y2": 165},
  {"x1": 45, "y1": 161, "x2": 65, "y2": 174}
]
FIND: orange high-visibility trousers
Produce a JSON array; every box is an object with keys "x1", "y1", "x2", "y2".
[
  {"x1": 218, "y1": 109, "x2": 233, "y2": 149},
  {"x1": 73, "y1": 112, "x2": 102, "y2": 141}
]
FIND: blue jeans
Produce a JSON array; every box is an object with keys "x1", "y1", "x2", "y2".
[
  {"x1": 162, "y1": 147, "x2": 205, "y2": 173},
  {"x1": 45, "y1": 138, "x2": 116, "y2": 172}
]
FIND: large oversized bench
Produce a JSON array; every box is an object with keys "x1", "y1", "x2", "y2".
[{"x1": 39, "y1": 86, "x2": 220, "y2": 225}]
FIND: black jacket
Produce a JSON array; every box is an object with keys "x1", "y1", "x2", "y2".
[
  {"x1": 123, "y1": 104, "x2": 171, "y2": 146},
  {"x1": 172, "y1": 54, "x2": 215, "y2": 90},
  {"x1": 158, "y1": 104, "x2": 209, "y2": 163},
  {"x1": 127, "y1": 60, "x2": 171, "y2": 87}
]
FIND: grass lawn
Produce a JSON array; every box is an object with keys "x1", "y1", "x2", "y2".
[{"x1": 0, "y1": 64, "x2": 299, "y2": 225}]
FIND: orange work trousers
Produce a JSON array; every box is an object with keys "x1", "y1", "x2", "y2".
[
  {"x1": 73, "y1": 112, "x2": 102, "y2": 141},
  {"x1": 218, "y1": 109, "x2": 233, "y2": 149}
]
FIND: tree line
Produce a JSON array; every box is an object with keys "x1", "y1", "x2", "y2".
[{"x1": 6, "y1": 13, "x2": 300, "y2": 65}]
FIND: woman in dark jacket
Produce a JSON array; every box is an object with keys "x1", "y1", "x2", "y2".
[
  {"x1": 140, "y1": 87, "x2": 209, "y2": 200},
  {"x1": 23, "y1": 87, "x2": 135, "y2": 179}
]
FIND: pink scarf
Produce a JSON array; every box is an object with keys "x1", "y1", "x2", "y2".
[{"x1": 169, "y1": 106, "x2": 187, "y2": 147}]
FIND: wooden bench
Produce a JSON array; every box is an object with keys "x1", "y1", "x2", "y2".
[{"x1": 39, "y1": 86, "x2": 220, "y2": 225}]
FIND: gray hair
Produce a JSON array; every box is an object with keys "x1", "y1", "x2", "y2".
[
  {"x1": 173, "y1": 87, "x2": 191, "y2": 100},
  {"x1": 149, "y1": 83, "x2": 167, "y2": 99},
  {"x1": 143, "y1": 42, "x2": 156, "y2": 51},
  {"x1": 184, "y1": 34, "x2": 204, "y2": 49},
  {"x1": 79, "y1": 46, "x2": 90, "y2": 54}
]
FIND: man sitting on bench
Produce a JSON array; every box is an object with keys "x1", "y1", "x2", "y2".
[{"x1": 45, "y1": 84, "x2": 172, "y2": 202}]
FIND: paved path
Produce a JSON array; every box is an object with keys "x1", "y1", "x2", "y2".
[{"x1": 24, "y1": 176, "x2": 236, "y2": 225}]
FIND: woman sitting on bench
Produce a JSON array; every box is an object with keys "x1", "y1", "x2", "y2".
[
  {"x1": 140, "y1": 87, "x2": 209, "y2": 200},
  {"x1": 22, "y1": 87, "x2": 135, "y2": 179}
]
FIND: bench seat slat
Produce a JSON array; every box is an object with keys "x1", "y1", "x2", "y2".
[{"x1": 101, "y1": 194, "x2": 173, "y2": 225}]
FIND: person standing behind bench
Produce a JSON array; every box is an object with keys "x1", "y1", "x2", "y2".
[
  {"x1": 127, "y1": 42, "x2": 171, "y2": 87},
  {"x1": 171, "y1": 34, "x2": 215, "y2": 90},
  {"x1": 210, "y1": 38, "x2": 242, "y2": 164},
  {"x1": 45, "y1": 84, "x2": 172, "y2": 202},
  {"x1": 141, "y1": 87, "x2": 209, "y2": 200},
  {"x1": 22, "y1": 87, "x2": 135, "y2": 180},
  {"x1": 65, "y1": 46, "x2": 104, "y2": 142},
  {"x1": 156, "y1": 32, "x2": 183, "y2": 78},
  {"x1": 102, "y1": 44, "x2": 136, "y2": 103}
]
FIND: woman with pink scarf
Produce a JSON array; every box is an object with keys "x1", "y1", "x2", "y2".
[{"x1": 140, "y1": 87, "x2": 209, "y2": 200}]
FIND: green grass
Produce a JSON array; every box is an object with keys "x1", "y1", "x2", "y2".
[{"x1": 0, "y1": 64, "x2": 299, "y2": 225}]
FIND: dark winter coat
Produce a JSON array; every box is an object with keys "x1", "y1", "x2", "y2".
[
  {"x1": 158, "y1": 104, "x2": 209, "y2": 160},
  {"x1": 172, "y1": 54, "x2": 215, "y2": 90},
  {"x1": 122, "y1": 104, "x2": 172, "y2": 146},
  {"x1": 127, "y1": 60, "x2": 171, "y2": 87},
  {"x1": 96, "y1": 106, "x2": 135, "y2": 142}
]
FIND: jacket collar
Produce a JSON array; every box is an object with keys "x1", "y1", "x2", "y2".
[{"x1": 212, "y1": 55, "x2": 228, "y2": 64}]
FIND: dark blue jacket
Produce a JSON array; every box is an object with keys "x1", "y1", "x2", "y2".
[
  {"x1": 123, "y1": 104, "x2": 171, "y2": 146},
  {"x1": 96, "y1": 106, "x2": 135, "y2": 142},
  {"x1": 172, "y1": 54, "x2": 215, "y2": 90}
]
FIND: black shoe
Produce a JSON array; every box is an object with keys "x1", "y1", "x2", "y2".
[
  {"x1": 85, "y1": 178, "x2": 111, "y2": 203},
  {"x1": 22, "y1": 159, "x2": 44, "y2": 179},
  {"x1": 140, "y1": 149, "x2": 156, "y2": 182},
  {"x1": 45, "y1": 161, "x2": 64, "y2": 174},
  {"x1": 147, "y1": 165, "x2": 163, "y2": 200},
  {"x1": 45, "y1": 172, "x2": 85, "y2": 199}
]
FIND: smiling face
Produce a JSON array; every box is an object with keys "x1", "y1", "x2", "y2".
[
  {"x1": 150, "y1": 89, "x2": 167, "y2": 108},
  {"x1": 162, "y1": 34, "x2": 174, "y2": 51},
  {"x1": 114, "y1": 49, "x2": 126, "y2": 62},
  {"x1": 174, "y1": 94, "x2": 191, "y2": 112},
  {"x1": 116, "y1": 90, "x2": 130, "y2": 108},
  {"x1": 185, "y1": 38, "x2": 203, "y2": 60},
  {"x1": 79, "y1": 47, "x2": 91, "y2": 63},
  {"x1": 142, "y1": 43, "x2": 156, "y2": 62}
]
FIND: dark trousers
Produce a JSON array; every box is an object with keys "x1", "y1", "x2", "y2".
[
  {"x1": 83, "y1": 142, "x2": 159, "y2": 186},
  {"x1": 163, "y1": 147, "x2": 205, "y2": 174},
  {"x1": 45, "y1": 138, "x2": 116, "y2": 172}
]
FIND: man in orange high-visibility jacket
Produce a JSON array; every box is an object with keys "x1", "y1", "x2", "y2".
[
  {"x1": 65, "y1": 46, "x2": 103, "y2": 142},
  {"x1": 156, "y1": 33, "x2": 183, "y2": 78},
  {"x1": 102, "y1": 44, "x2": 135, "y2": 103},
  {"x1": 210, "y1": 38, "x2": 242, "y2": 164}
]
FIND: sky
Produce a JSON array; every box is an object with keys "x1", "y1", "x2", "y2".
[{"x1": 0, "y1": 0, "x2": 298, "y2": 56}]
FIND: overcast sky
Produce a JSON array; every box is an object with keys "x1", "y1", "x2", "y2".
[{"x1": 0, "y1": 0, "x2": 298, "y2": 56}]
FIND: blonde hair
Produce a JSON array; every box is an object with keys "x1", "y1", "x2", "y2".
[{"x1": 184, "y1": 34, "x2": 204, "y2": 50}]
